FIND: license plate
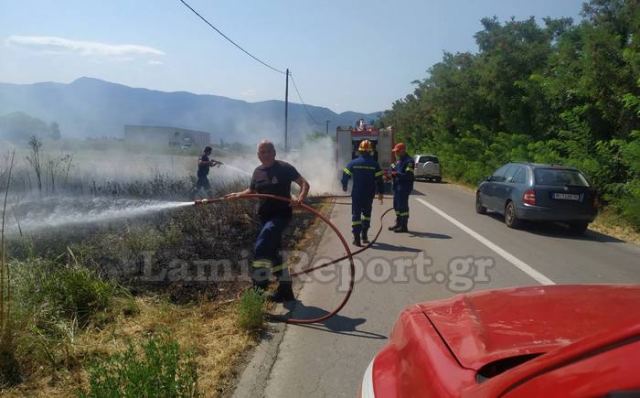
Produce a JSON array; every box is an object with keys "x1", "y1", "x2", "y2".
[{"x1": 553, "y1": 193, "x2": 580, "y2": 201}]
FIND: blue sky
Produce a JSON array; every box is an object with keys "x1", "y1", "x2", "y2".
[{"x1": 0, "y1": 0, "x2": 584, "y2": 114}]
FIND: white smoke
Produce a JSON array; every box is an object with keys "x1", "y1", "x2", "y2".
[{"x1": 282, "y1": 135, "x2": 341, "y2": 196}]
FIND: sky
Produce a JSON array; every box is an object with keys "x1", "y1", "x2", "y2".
[{"x1": 0, "y1": 0, "x2": 585, "y2": 114}]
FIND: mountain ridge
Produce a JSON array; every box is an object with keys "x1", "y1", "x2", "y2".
[{"x1": 0, "y1": 77, "x2": 382, "y2": 145}]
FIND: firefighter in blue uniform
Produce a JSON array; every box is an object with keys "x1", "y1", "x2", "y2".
[
  {"x1": 389, "y1": 143, "x2": 414, "y2": 233},
  {"x1": 342, "y1": 140, "x2": 384, "y2": 246}
]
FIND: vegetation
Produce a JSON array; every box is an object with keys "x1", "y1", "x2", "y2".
[
  {"x1": 0, "y1": 112, "x2": 61, "y2": 143},
  {"x1": 381, "y1": 0, "x2": 640, "y2": 230},
  {"x1": 237, "y1": 288, "x2": 266, "y2": 332},
  {"x1": 80, "y1": 334, "x2": 199, "y2": 398},
  {"x1": 1, "y1": 151, "x2": 19, "y2": 388},
  {"x1": 0, "y1": 134, "x2": 327, "y2": 396}
]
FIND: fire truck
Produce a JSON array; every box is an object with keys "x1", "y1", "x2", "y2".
[
  {"x1": 336, "y1": 119, "x2": 394, "y2": 169},
  {"x1": 335, "y1": 119, "x2": 395, "y2": 191}
]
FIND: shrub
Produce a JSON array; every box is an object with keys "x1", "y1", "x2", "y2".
[
  {"x1": 13, "y1": 260, "x2": 119, "y2": 328},
  {"x1": 80, "y1": 335, "x2": 199, "y2": 398},
  {"x1": 237, "y1": 288, "x2": 265, "y2": 332}
]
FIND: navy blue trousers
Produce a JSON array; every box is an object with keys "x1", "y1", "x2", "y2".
[
  {"x1": 352, "y1": 195, "x2": 374, "y2": 235},
  {"x1": 393, "y1": 188, "x2": 410, "y2": 226},
  {"x1": 251, "y1": 216, "x2": 290, "y2": 287}
]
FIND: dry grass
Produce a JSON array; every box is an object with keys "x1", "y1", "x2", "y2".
[
  {"x1": 0, "y1": 198, "x2": 335, "y2": 398},
  {"x1": 0, "y1": 295, "x2": 256, "y2": 398},
  {"x1": 590, "y1": 209, "x2": 640, "y2": 246}
]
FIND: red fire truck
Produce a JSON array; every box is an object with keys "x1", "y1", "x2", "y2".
[{"x1": 335, "y1": 119, "x2": 394, "y2": 173}]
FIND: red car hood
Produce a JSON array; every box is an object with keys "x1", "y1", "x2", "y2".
[{"x1": 419, "y1": 284, "x2": 640, "y2": 370}]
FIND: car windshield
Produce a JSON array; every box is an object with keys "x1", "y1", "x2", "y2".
[
  {"x1": 418, "y1": 156, "x2": 439, "y2": 163},
  {"x1": 534, "y1": 168, "x2": 589, "y2": 187}
]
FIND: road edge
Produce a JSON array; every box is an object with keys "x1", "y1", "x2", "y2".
[{"x1": 230, "y1": 198, "x2": 336, "y2": 398}]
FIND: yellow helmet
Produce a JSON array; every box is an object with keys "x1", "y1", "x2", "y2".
[{"x1": 358, "y1": 140, "x2": 373, "y2": 153}]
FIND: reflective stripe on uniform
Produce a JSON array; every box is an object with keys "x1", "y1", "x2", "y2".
[
  {"x1": 375, "y1": 171, "x2": 384, "y2": 177},
  {"x1": 271, "y1": 263, "x2": 288, "y2": 273},
  {"x1": 343, "y1": 168, "x2": 352, "y2": 176},
  {"x1": 361, "y1": 216, "x2": 371, "y2": 221},
  {"x1": 352, "y1": 220, "x2": 362, "y2": 226},
  {"x1": 251, "y1": 259, "x2": 273, "y2": 269}
]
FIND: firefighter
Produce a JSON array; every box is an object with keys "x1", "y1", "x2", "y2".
[
  {"x1": 389, "y1": 143, "x2": 414, "y2": 233},
  {"x1": 342, "y1": 140, "x2": 384, "y2": 246},
  {"x1": 225, "y1": 140, "x2": 310, "y2": 302},
  {"x1": 192, "y1": 146, "x2": 221, "y2": 199}
]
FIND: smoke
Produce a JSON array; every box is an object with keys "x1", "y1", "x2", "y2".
[
  {"x1": 206, "y1": 135, "x2": 342, "y2": 195},
  {"x1": 282, "y1": 135, "x2": 341, "y2": 195}
]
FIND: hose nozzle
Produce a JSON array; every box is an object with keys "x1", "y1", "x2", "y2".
[{"x1": 194, "y1": 198, "x2": 209, "y2": 206}]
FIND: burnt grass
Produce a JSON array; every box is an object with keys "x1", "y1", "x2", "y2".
[{"x1": 6, "y1": 191, "x2": 326, "y2": 304}]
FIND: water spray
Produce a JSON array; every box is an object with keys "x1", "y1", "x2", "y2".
[{"x1": 6, "y1": 197, "x2": 192, "y2": 234}]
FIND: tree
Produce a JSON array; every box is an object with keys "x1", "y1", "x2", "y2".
[
  {"x1": 26, "y1": 136, "x2": 43, "y2": 193},
  {"x1": 49, "y1": 122, "x2": 61, "y2": 140}
]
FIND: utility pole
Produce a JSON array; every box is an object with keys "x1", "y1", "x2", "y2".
[
  {"x1": 326, "y1": 120, "x2": 329, "y2": 135},
  {"x1": 284, "y1": 68, "x2": 289, "y2": 153}
]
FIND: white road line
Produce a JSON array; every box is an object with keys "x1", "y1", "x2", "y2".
[{"x1": 415, "y1": 198, "x2": 555, "y2": 285}]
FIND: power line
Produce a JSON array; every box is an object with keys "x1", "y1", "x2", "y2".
[
  {"x1": 290, "y1": 74, "x2": 322, "y2": 126},
  {"x1": 177, "y1": 0, "x2": 285, "y2": 75}
]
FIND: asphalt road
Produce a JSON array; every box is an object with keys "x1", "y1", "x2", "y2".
[{"x1": 233, "y1": 181, "x2": 640, "y2": 398}]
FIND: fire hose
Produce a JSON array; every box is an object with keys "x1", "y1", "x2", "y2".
[{"x1": 194, "y1": 193, "x2": 393, "y2": 324}]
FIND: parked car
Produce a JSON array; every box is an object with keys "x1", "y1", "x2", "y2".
[
  {"x1": 475, "y1": 163, "x2": 598, "y2": 233},
  {"x1": 413, "y1": 154, "x2": 441, "y2": 182},
  {"x1": 359, "y1": 285, "x2": 640, "y2": 398}
]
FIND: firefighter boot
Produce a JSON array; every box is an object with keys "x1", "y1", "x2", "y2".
[
  {"x1": 388, "y1": 218, "x2": 400, "y2": 231},
  {"x1": 352, "y1": 233, "x2": 362, "y2": 247},
  {"x1": 361, "y1": 229, "x2": 370, "y2": 245},
  {"x1": 395, "y1": 218, "x2": 409, "y2": 233},
  {"x1": 269, "y1": 281, "x2": 295, "y2": 303}
]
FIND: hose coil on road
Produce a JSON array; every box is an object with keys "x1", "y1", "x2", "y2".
[{"x1": 196, "y1": 194, "x2": 392, "y2": 324}]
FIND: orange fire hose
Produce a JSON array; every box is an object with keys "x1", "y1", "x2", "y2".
[{"x1": 195, "y1": 194, "x2": 392, "y2": 324}]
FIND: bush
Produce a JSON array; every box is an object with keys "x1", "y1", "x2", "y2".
[
  {"x1": 615, "y1": 179, "x2": 640, "y2": 230},
  {"x1": 237, "y1": 288, "x2": 265, "y2": 332},
  {"x1": 13, "y1": 260, "x2": 120, "y2": 328},
  {"x1": 80, "y1": 335, "x2": 199, "y2": 398}
]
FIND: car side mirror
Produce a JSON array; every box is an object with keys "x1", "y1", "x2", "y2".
[{"x1": 485, "y1": 176, "x2": 492, "y2": 182}]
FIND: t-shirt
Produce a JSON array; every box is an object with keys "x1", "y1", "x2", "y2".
[
  {"x1": 197, "y1": 154, "x2": 210, "y2": 178},
  {"x1": 250, "y1": 160, "x2": 301, "y2": 220}
]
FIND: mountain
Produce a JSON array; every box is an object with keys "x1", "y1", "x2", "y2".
[{"x1": 0, "y1": 77, "x2": 381, "y2": 145}]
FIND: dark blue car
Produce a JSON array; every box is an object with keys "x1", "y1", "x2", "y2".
[{"x1": 476, "y1": 163, "x2": 598, "y2": 234}]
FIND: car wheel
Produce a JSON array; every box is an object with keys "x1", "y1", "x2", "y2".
[
  {"x1": 504, "y1": 201, "x2": 522, "y2": 229},
  {"x1": 435, "y1": 177, "x2": 442, "y2": 183},
  {"x1": 475, "y1": 193, "x2": 487, "y2": 214},
  {"x1": 569, "y1": 221, "x2": 589, "y2": 235}
]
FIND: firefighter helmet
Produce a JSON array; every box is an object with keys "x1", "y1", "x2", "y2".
[
  {"x1": 392, "y1": 142, "x2": 406, "y2": 153},
  {"x1": 358, "y1": 140, "x2": 373, "y2": 153}
]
